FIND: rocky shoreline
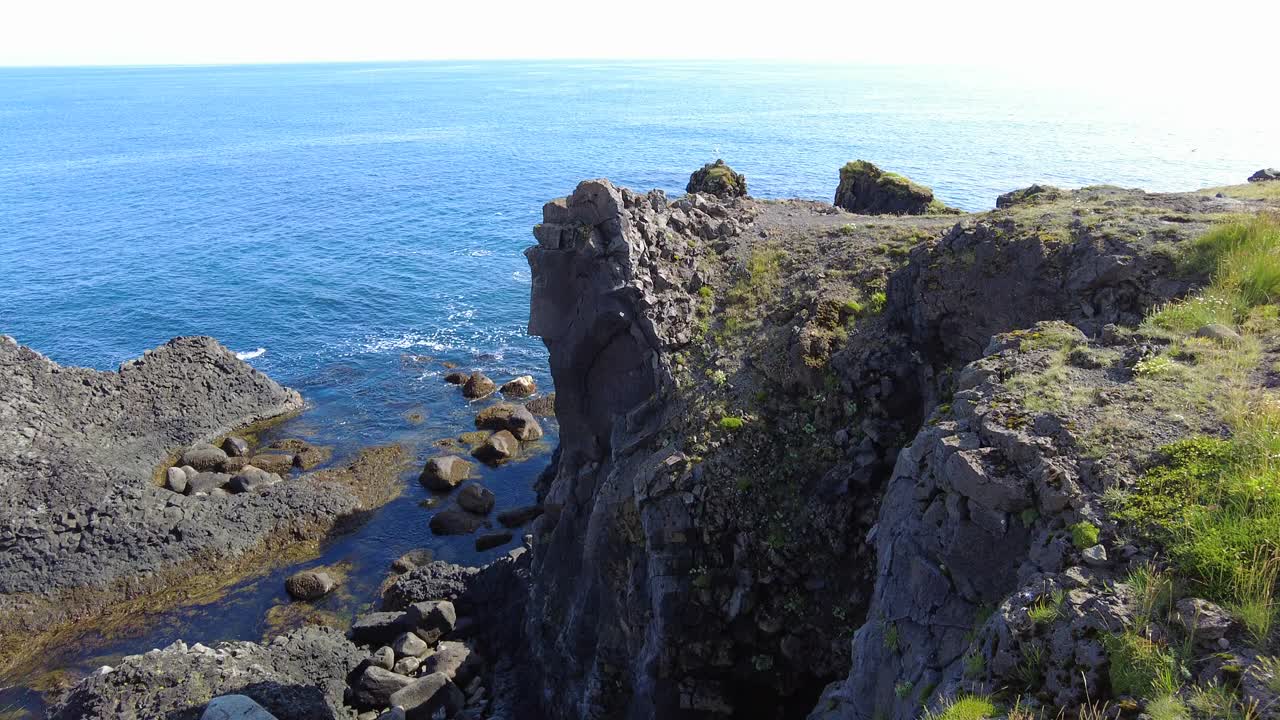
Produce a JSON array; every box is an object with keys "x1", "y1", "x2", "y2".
[{"x1": 12, "y1": 162, "x2": 1280, "y2": 720}]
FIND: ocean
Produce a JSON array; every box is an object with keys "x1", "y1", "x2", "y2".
[{"x1": 0, "y1": 60, "x2": 1275, "y2": 715}]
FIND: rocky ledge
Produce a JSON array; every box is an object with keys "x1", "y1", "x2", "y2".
[{"x1": 0, "y1": 336, "x2": 408, "y2": 676}]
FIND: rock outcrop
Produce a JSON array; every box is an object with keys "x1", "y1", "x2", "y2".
[
  {"x1": 1248, "y1": 168, "x2": 1279, "y2": 182},
  {"x1": 686, "y1": 159, "x2": 747, "y2": 198},
  {"x1": 0, "y1": 336, "x2": 407, "y2": 675},
  {"x1": 47, "y1": 627, "x2": 362, "y2": 720},
  {"x1": 834, "y1": 160, "x2": 954, "y2": 215}
]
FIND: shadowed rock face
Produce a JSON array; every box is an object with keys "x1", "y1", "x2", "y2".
[
  {"x1": 834, "y1": 160, "x2": 948, "y2": 216},
  {"x1": 686, "y1": 159, "x2": 747, "y2": 198},
  {"x1": 0, "y1": 336, "x2": 405, "y2": 674}
]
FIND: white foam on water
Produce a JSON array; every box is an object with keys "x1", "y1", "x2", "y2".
[{"x1": 235, "y1": 348, "x2": 266, "y2": 360}]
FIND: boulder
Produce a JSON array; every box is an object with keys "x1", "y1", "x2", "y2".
[
  {"x1": 220, "y1": 437, "x2": 250, "y2": 458},
  {"x1": 220, "y1": 456, "x2": 251, "y2": 473},
  {"x1": 429, "y1": 510, "x2": 484, "y2": 536},
  {"x1": 370, "y1": 646, "x2": 395, "y2": 670},
  {"x1": 1082, "y1": 544, "x2": 1108, "y2": 566},
  {"x1": 497, "y1": 505, "x2": 543, "y2": 528},
  {"x1": 1196, "y1": 323, "x2": 1242, "y2": 344},
  {"x1": 1248, "y1": 168, "x2": 1280, "y2": 183},
  {"x1": 834, "y1": 160, "x2": 949, "y2": 215},
  {"x1": 350, "y1": 611, "x2": 414, "y2": 646},
  {"x1": 418, "y1": 641, "x2": 480, "y2": 685},
  {"x1": 443, "y1": 371, "x2": 468, "y2": 385},
  {"x1": 377, "y1": 708, "x2": 407, "y2": 720},
  {"x1": 473, "y1": 404, "x2": 517, "y2": 430},
  {"x1": 165, "y1": 467, "x2": 188, "y2": 493},
  {"x1": 475, "y1": 532, "x2": 513, "y2": 551},
  {"x1": 393, "y1": 632, "x2": 429, "y2": 659},
  {"x1": 456, "y1": 484, "x2": 496, "y2": 515},
  {"x1": 686, "y1": 159, "x2": 747, "y2": 198},
  {"x1": 185, "y1": 472, "x2": 231, "y2": 495},
  {"x1": 285, "y1": 570, "x2": 337, "y2": 601},
  {"x1": 1177, "y1": 597, "x2": 1234, "y2": 641},
  {"x1": 249, "y1": 452, "x2": 294, "y2": 475},
  {"x1": 181, "y1": 444, "x2": 228, "y2": 472},
  {"x1": 525, "y1": 392, "x2": 556, "y2": 417},
  {"x1": 461, "y1": 372, "x2": 496, "y2": 399},
  {"x1": 201, "y1": 694, "x2": 278, "y2": 720},
  {"x1": 352, "y1": 666, "x2": 415, "y2": 708},
  {"x1": 394, "y1": 656, "x2": 423, "y2": 675},
  {"x1": 407, "y1": 600, "x2": 458, "y2": 639},
  {"x1": 388, "y1": 672, "x2": 464, "y2": 720},
  {"x1": 228, "y1": 466, "x2": 279, "y2": 494},
  {"x1": 506, "y1": 405, "x2": 543, "y2": 441},
  {"x1": 419, "y1": 456, "x2": 471, "y2": 491},
  {"x1": 293, "y1": 445, "x2": 332, "y2": 470},
  {"x1": 471, "y1": 430, "x2": 517, "y2": 463},
  {"x1": 499, "y1": 375, "x2": 537, "y2": 398}
]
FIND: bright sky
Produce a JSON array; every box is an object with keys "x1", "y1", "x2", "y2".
[{"x1": 1, "y1": 0, "x2": 1276, "y2": 72}]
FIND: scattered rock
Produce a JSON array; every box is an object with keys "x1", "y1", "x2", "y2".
[
  {"x1": 506, "y1": 405, "x2": 543, "y2": 441},
  {"x1": 185, "y1": 472, "x2": 231, "y2": 495},
  {"x1": 394, "y1": 632, "x2": 430, "y2": 658},
  {"x1": 430, "y1": 510, "x2": 484, "y2": 536},
  {"x1": 474, "y1": 404, "x2": 517, "y2": 430},
  {"x1": 293, "y1": 445, "x2": 332, "y2": 470},
  {"x1": 376, "y1": 708, "x2": 406, "y2": 720},
  {"x1": 352, "y1": 666, "x2": 415, "y2": 708},
  {"x1": 834, "y1": 160, "x2": 950, "y2": 215},
  {"x1": 1176, "y1": 597, "x2": 1234, "y2": 641},
  {"x1": 457, "y1": 484, "x2": 496, "y2": 515},
  {"x1": 686, "y1": 159, "x2": 747, "y2": 198},
  {"x1": 1082, "y1": 544, "x2": 1109, "y2": 566},
  {"x1": 201, "y1": 694, "x2": 278, "y2": 720},
  {"x1": 220, "y1": 437, "x2": 250, "y2": 458},
  {"x1": 496, "y1": 505, "x2": 543, "y2": 528},
  {"x1": 394, "y1": 656, "x2": 423, "y2": 675},
  {"x1": 228, "y1": 466, "x2": 280, "y2": 494},
  {"x1": 1248, "y1": 168, "x2": 1280, "y2": 183},
  {"x1": 524, "y1": 393, "x2": 555, "y2": 417},
  {"x1": 444, "y1": 371, "x2": 468, "y2": 385},
  {"x1": 350, "y1": 611, "x2": 414, "y2": 646},
  {"x1": 370, "y1": 646, "x2": 395, "y2": 670},
  {"x1": 392, "y1": 549, "x2": 434, "y2": 574},
  {"x1": 471, "y1": 430, "x2": 517, "y2": 463},
  {"x1": 499, "y1": 375, "x2": 537, "y2": 398},
  {"x1": 475, "y1": 532, "x2": 513, "y2": 551},
  {"x1": 996, "y1": 184, "x2": 1063, "y2": 208},
  {"x1": 461, "y1": 372, "x2": 496, "y2": 399},
  {"x1": 182, "y1": 443, "x2": 229, "y2": 472},
  {"x1": 383, "y1": 563, "x2": 476, "y2": 612},
  {"x1": 249, "y1": 452, "x2": 294, "y2": 475},
  {"x1": 165, "y1": 467, "x2": 188, "y2": 493},
  {"x1": 419, "y1": 641, "x2": 480, "y2": 684},
  {"x1": 285, "y1": 570, "x2": 337, "y2": 601},
  {"x1": 419, "y1": 455, "x2": 472, "y2": 491},
  {"x1": 407, "y1": 600, "x2": 458, "y2": 640},
  {"x1": 388, "y1": 672, "x2": 464, "y2": 720},
  {"x1": 220, "y1": 456, "x2": 251, "y2": 473},
  {"x1": 1195, "y1": 323, "x2": 1242, "y2": 344}
]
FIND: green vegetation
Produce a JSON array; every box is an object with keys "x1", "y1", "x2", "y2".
[
  {"x1": 962, "y1": 650, "x2": 985, "y2": 678},
  {"x1": 1101, "y1": 631, "x2": 1179, "y2": 697},
  {"x1": 1200, "y1": 182, "x2": 1280, "y2": 202},
  {"x1": 718, "y1": 416, "x2": 745, "y2": 431},
  {"x1": 1069, "y1": 521, "x2": 1099, "y2": 549},
  {"x1": 718, "y1": 245, "x2": 784, "y2": 340},
  {"x1": 1027, "y1": 589, "x2": 1065, "y2": 624},
  {"x1": 1145, "y1": 694, "x2": 1190, "y2": 720},
  {"x1": 882, "y1": 621, "x2": 899, "y2": 651},
  {"x1": 923, "y1": 695, "x2": 998, "y2": 720}
]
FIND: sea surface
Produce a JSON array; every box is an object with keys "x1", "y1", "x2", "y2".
[{"x1": 0, "y1": 60, "x2": 1276, "y2": 716}]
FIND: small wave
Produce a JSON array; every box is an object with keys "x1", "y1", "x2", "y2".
[
  {"x1": 235, "y1": 348, "x2": 266, "y2": 360},
  {"x1": 511, "y1": 270, "x2": 530, "y2": 284}
]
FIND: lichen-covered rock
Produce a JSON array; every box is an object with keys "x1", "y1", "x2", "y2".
[
  {"x1": 686, "y1": 159, "x2": 747, "y2": 198},
  {"x1": 1248, "y1": 168, "x2": 1280, "y2": 182},
  {"x1": 995, "y1": 183, "x2": 1063, "y2": 208},
  {"x1": 834, "y1": 160, "x2": 950, "y2": 215},
  {"x1": 47, "y1": 627, "x2": 361, "y2": 720},
  {"x1": 462, "y1": 372, "x2": 496, "y2": 399}
]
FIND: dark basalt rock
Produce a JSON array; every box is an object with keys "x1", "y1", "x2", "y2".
[
  {"x1": 1248, "y1": 168, "x2": 1279, "y2": 182},
  {"x1": 834, "y1": 160, "x2": 952, "y2": 215},
  {"x1": 46, "y1": 627, "x2": 361, "y2": 720},
  {"x1": 461, "y1": 371, "x2": 496, "y2": 399},
  {"x1": 686, "y1": 159, "x2": 747, "y2": 198}
]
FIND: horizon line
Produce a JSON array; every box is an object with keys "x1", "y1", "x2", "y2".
[{"x1": 0, "y1": 56, "x2": 997, "y2": 71}]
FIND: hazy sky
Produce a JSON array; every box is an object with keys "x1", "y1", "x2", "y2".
[{"x1": 1, "y1": 0, "x2": 1276, "y2": 71}]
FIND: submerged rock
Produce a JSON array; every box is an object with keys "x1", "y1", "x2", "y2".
[
  {"x1": 496, "y1": 505, "x2": 543, "y2": 528},
  {"x1": 430, "y1": 509, "x2": 484, "y2": 536},
  {"x1": 476, "y1": 532, "x2": 513, "y2": 551},
  {"x1": 285, "y1": 569, "x2": 337, "y2": 601},
  {"x1": 457, "y1": 484, "x2": 496, "y2": 515},
  {"x1": 834, "y1": 160, "x2": 951, "y2": 215},
  {"x1": 686, "y1": 159, "x2": 747, "y2": 198}
]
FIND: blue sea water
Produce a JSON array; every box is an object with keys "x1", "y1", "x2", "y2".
[{"x1": 0, "y1": 60, "x2": 1276, "y2": 715}]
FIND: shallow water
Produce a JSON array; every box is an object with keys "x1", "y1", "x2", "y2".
[{"x1": 0, "y1": 60, "x2": 1276, "y2": 716}]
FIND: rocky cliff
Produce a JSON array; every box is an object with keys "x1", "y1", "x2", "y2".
[
  {"x1": 0, "y1": 336, "x2": 407, "y2": 676},
  {"x1": 521, "y1": 176, "x2": 1280, "y2": 719}
]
